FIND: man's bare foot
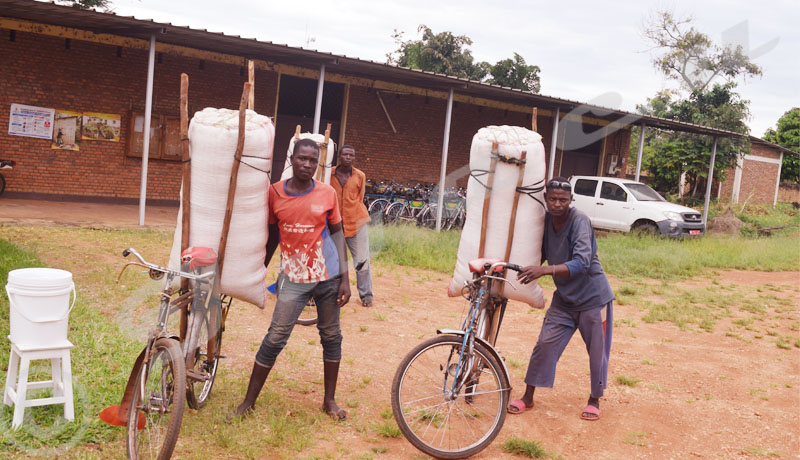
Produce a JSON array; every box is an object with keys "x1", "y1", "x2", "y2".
[{"x1": 322, "y1": 399, "x2": 346, "y2": 421}]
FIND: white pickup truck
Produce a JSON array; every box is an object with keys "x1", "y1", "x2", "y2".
[{"x1": 568, "y1": 176, "x2": 705, "y2": 237}]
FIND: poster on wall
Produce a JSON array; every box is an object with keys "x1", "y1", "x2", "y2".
[
  {"x1": 81, "y1": 112, "x2": 121, "y2": 142},
  {"x1": 51, "y1": 110, "x2": 82, "y2": 151},
  {"x1": 8, "y1": 103, "x2": 55, "y2": 139}
]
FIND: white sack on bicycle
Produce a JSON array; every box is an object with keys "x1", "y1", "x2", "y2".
[
  {"x1": 279, "y1": 133, "x2": 335, "y2": 184},
  {"x1": 169, "y1": 107, "x2": 274, "y2": 309},
  {"x1": 448, "y1": 125, "x2": 546, "y2": 309}
]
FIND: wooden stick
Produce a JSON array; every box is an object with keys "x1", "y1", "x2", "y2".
[
  {"x1": 217, "y1": 82, "x2": 250, "y2": 277},
  {"x1": 478, "y1": 142, "x2": 499, "y2": 258},
  {"x1": 247, "y1": 60, "x2": 255, "y2": 111},
  {"x1": 317, "y1": 123, "x2": 331, "y2": 181},
  {"x1": 339, "y1": 83, "x2": 350, "y2": 146},
  {"x1": 179, "y1": 73, "x2": 191, "y2": 341},
  {"x1": 294, "y1": 124, "x2": 301, "y2": 140},
  {"x1": 531, "y1": 107, "x2": 538, "y2": 132},
  {"x1": 499, "y1": 150, "x2": 527, "y2": 299}
]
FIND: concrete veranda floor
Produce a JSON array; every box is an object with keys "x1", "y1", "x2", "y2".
[{"x1": 0, "y1": 198, "x2": 178, "y2": 230}]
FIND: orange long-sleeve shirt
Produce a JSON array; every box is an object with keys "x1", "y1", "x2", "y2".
[{"x1": 330, "y1": 166, "x2": 371, "y2": 238}]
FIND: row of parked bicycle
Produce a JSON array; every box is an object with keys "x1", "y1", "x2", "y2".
[{"x1": 363, "y1": 180, "x2": 467, "y2": 230}]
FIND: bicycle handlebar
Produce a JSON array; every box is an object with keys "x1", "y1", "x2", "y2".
[{"x1": 118, "y1": 247, "x2": 215, "y2": 283}]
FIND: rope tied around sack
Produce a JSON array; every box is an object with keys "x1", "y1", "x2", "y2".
[{"x1": 237, "y1": 155, "x2": 270, "y2": 175}]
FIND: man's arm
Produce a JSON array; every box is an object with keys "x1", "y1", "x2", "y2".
[
  {"x1": 327, "y1": 221, "x2": 351, "y2": 306},
  {"x1": 264, "y1": 222, "x2": 280, "y2": 268}
]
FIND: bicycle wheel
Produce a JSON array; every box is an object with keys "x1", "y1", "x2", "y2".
[
  {"x1": 295, "y1": 297, "x2": 318, "y2": 326},
  {"x1": 391, "y1": 335, "x2": 510, "y2": 459},
  {"x1": 127, "y1": 337, "x2": 186, "y2": 460},
  {"x1": 184, "y1": 305, "x2": 222, "y2": 409},
  {"x1": 368, "y1": 199, "x2": 390, "y2": 226},
  {"x1": 383, "y1": 202, "x2": 406, "y2": 225},
  {"x1": 417, "y1": 206, "x2": 438, "y2": 229}
]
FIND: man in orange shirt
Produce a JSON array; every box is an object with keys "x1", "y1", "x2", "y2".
[{"x1": 331, "y1": 144, "x2": 373, "y2": 307}]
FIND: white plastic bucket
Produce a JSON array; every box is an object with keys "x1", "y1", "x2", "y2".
[{"x1": 6, "y1": 268, "x2": 76, "y2": 348}]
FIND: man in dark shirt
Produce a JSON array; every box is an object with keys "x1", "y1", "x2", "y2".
[{"x1": 507, "y1": 177, "x2": 614, "y2": 421}]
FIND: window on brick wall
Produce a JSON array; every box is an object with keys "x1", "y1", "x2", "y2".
[{"x1": 127, "y1": 112, "x2": 182, "y2": 161}]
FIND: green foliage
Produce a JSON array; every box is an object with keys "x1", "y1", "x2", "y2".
[
  {"x1": 616, "y1": 375, "x2": 642, "y2": 387},
  {"x1": 501, "y1": 437, "x2": 563, "y2": 459},
  {"x1": 57, "y1": 0, "x2": 110, "y2": 10},
  {"x1": 387, "y1": 25, "x2": 488, "y2": 80},
  {"x1": 370, "y1": 224, "x2": 460, "y2": 273},
  {"x1": 386, "y1": 26, "x2": 541, "y2": 92},
  {"x1": 637, "y1": 83, "x2": 750, "y2": 196},
  {"x1": 764, "y1": 108, "x2": 800, "y2": 182},
  {"x1": 486, "y1": 53, "x2": 541, "y2": 93}
]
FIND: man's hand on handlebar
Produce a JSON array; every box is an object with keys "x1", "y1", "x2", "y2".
[{"x1": 517, "y1": 265, "x2": 549, "y2": 285}]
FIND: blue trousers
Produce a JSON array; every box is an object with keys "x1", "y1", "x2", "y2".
[
  {"x1": 524, "y1": 302, "x2": 613, "y2": 398},
  {"x1": 255, "y1": 276, "x2": 342, "y2": 367}
]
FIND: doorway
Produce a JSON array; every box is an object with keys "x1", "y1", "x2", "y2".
[
  {"x1": 558, "y1": 118, "x2": 604, "y2": 178},
  {"x1": 271, "y1": 75, "x2": 344, "y2": 182}
]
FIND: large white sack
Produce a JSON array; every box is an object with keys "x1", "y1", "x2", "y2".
[
  {"x1": 448, "y1": 125, "x2": 546, "y2": 309},
  {"x1": 279, "y1": 133, "x2": 335, "y2": 184},
  {"x1": 169, "y1": 107, "x2": 274, "y2": 309}
]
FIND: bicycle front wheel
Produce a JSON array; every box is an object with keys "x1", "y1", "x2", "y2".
[
  {"x1": 185, "y1": 306, "x2": 222, "y2": 409},
  {"x1": 391, "y1": 335, "x2": 510, "y2": 459},
  {"x1": 127, "y1": 337, "x2": 186, "y2": 460}
]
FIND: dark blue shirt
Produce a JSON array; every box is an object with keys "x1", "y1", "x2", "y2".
[{"x1": 543, "y1": 207, "x2": 614, "y2": 311}]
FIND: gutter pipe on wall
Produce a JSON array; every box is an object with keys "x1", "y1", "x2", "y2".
[
  {"x1": 701, "y1": 136, "x2": 718, "y2": 225},
  {"x1": 138, "y1": 34, "x2": 156, "y2": 226},
  {"x1": 634, "y1": 123, "x2": 646, "y2": 182},
  {"x1": 313, "y1": 64, "x2": 325, "y2": 134},
  {"x1": 436, "y1": 89, "x2": 454, "y2": 232},
  {"x1": 547, "y1": 107, "x2": 559, "y2": 180}
]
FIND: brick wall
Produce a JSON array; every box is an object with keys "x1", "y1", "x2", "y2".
[
  {"x1": 1, "y1": 29, "x2": 630, "y2": 202},
  {"x1": 719, "y1": 143, "x2": 782, "y2": 204}
]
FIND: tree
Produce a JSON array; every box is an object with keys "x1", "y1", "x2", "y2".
[
  {"x1": 764, "y1": 108, "x2": 800, "y2": 182},
  {"x1": 486, "y1": 52, "x2": 541, "y2": 93},
  {"x1": 643, "y1": 11, "x2": 762, "y2": 93},
  {"x1": 56, "y1": 0, "x2": 110, "y2": 10},
  {"x1": 386, "y1": 25, "x2": 541, "y2": 92},
  {"x1": 637, "y1": 10, "x2": 759, "y2": 198},
  {"x1": 387, "y1": 25, "x2": 489, "y2": 81}
]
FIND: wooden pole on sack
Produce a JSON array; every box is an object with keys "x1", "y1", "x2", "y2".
[
  {"x1": 478, "y1": 142, "x2": 499, "y2": 258},
  {"x1": 217, "y1": 82, "x2": 250, "y2": 276},
  {"x1": 531, "y1": 108, "x2": 538, "y2": 132},
  {"x1": 499, "y1": 150, "x2": 527, "y2": 300},
  {"x1": 317, "y1": 123, "x2": 331, "y2": 181},
  {"x1": 248, "y1": 60, "x2": 255, "y2": 111},
  {"x1": 179, "y1": 73, "x2": 191, "y2": 341}
]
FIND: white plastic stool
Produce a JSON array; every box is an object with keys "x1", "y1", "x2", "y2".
[{"x1": 4, "y1": 338, "x2": 74, "y2": 429}]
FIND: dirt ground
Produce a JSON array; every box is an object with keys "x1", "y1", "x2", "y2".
[{"x1": 2, "y1": 200, "x2": 799, "y2": 459}]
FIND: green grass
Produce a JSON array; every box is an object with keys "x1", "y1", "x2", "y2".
[
  {"x1": 501, "y1": 437, "x2": 563, "y2": 459},
  {"x1": 0, "y1": 238, "x2": 141, "y2": 454},
  {"x1": 368, "y1": 219, "x2": 799, "y2": 279},
  {"x1": 616, "y1": 375, "x2": 642, "y2": 387}
]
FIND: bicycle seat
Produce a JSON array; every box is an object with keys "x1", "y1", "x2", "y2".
[
  {"x1": 468, "y1": 258, "x2": 503, "y2": 273},
  {"x1": 181, "y1": 246, "x2": 218, "y2": 270}
]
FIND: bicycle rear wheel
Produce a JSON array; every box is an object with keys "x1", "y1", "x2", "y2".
[
  {"x1": 295, "y1": 297, "x2": 318, "y2": 326},
  {"x1": 127, "y1": 337, "x2": 186, "y2": 460},
  {"x1": 391, "y1": 335, "x2": 509, "y2": 459},
  {"x1": 368, "y1": 198, "x2": 390, "y2": 226},
  {"x1": 184, "y1": 304, "x2": 222, "y2": 409},
  {"x1": 383, "y1": 201, "x2": 406, "y2": 225}
]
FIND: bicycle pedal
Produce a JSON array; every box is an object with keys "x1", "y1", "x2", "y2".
[{"x1": 186, "y1": 369, "x2": 211, "y2": 382}]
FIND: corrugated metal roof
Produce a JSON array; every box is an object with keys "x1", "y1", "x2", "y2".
[{"x1": 1, "y1": 0, "x2": 796, "y2": 154}]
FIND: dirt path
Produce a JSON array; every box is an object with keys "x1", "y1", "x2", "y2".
[
  {"x1": 0, "y1": 198, "x2": 177, "y2": 229},
  {"x1": 218, "y1": 265, "x2": 800, "y2": 460}
]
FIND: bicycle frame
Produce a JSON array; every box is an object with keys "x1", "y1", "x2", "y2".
[{"x1": 436, "y1": 262, "x2": 517, "y2": 399}]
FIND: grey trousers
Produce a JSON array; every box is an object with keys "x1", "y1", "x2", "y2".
[
  {"x1": 524, "y1": 302, "x2": 613, "y2": 399},
  {"x1": 345, "y1": 224, "x2": 373, "y2": 302}
]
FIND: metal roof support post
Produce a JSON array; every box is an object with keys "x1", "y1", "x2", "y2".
[
  {"x1": 634, "y1": 123, "x2": 646, "y2": 182},
  {"x1": 436, "y1": 88, "x2": 454, "y2": 232},
  {"x1": 702, "y1": 136, "x2": 718, "y2": 225},
  {"x1": 138, "y1": 34, "x2": 156, "y2": 226},
  {"x1": 773, "y1": 152, "x2": 784, "y2": 207},
  {"x1": 547, "y1": 107, "x2": 559, "y2": 180},
  {"x1": 313, "y1": 64, "x2": 325, "y2": 134}
]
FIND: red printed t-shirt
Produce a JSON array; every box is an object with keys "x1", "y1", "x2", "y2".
[{"x1": 268, "y1": 179, "x2": 342, "y2": 283}]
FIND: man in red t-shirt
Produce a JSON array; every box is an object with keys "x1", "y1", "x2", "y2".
[{"x1": 233, "y1": 138, "x2": 351, "y2": 421}]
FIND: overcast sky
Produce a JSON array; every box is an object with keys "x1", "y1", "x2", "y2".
[{"x1": 111, "y1": 0, "x2": 798, "y2": 137}]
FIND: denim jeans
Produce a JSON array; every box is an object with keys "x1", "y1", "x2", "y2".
[
  {"x1": 255, "y1": 275, "x2": 342, "y2": 367},
  {"x1": 345, "y1": 224, "x2": 373, "y2": 302}
]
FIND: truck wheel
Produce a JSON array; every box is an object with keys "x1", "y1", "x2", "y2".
[{"x1": 633, "y1": 221, "x2": 658, "y2": 235}]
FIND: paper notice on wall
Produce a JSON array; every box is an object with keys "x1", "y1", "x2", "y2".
[
  {"x1": 8, "y1": 104, "x2": 55, "y2": 139},
  {"x1": 82, "y1": 112, "x2": 121, "y2": 142}
]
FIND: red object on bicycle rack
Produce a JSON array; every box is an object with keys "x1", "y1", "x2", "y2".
[
  {"x1": 181, "y1": 246, "x2": 218, "y2": 271},
  {"x1": 99, "y1": 405, "x2": 146, "y2": 430},
  {"x1": 468, "y1": 258, "x2": 503, "y2": 273}
]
